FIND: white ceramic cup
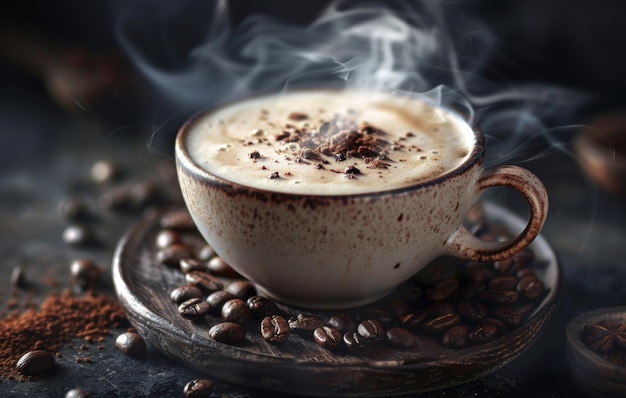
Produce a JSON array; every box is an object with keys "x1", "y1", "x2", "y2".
[{"x1": 175, "y1": 91, "x2": 548, "y2": 309}]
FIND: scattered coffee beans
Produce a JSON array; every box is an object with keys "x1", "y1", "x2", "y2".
[
  {"x1": 261, "y1": 315, "x2": 290, "y2": 345},
  {"x1": 221, "y1": 299, "x2": 251, "y2": 325},
  {"x1": 70, "y1": 259, "x2": 102, "y2": 291},
  {"x1": 178, "y1": 298, "x2": 211, "y2": 319},
  {"x1": 386, "y1": 327, "x2": 417, "y2": 349},
  {"x1": 208, "y1": 322, "x2": 246, "y2": 343},
  {"x1": 157, "y1": 244, "x2": 194, "y2": 267},
  {"x1": 170, "y1": 286, "x2": 203, "y2": 305},
  {"x1": 185, "y1": 271, "x2": 223, "y2": 293},
  {"x1": 63, "y1": 225, "x2": 95, "y2": 246},
  {"x1": 16, "y1": 350, "x2": 55, "y2": 376},
  {"x1": 115, "y1": 332, "x2": 147, "y2": 356},
  {"x1": 313, "y1": 326, "x2": 342, "y2": 350}
]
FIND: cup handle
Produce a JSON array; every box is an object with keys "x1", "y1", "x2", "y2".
[{"x1": 446, "y1": 165, "x2": 549, "y2": 262}]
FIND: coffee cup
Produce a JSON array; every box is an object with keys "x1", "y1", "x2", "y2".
[{"x1": 175, "y1": 89, "x2": 548, "y2": 309}]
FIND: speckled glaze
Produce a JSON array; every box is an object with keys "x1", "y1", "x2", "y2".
[{"x1": 175, "y1": 100, "x2": 548, "y2": 309}]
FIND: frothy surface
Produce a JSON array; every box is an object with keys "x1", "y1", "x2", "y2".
[{"x1": 185, "y1": 90, "x2": 475, "y2": 195}]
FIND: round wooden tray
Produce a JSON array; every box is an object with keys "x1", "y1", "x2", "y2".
[{"x1": 112, "y1": 202, "x2": 560, "y2": 397}]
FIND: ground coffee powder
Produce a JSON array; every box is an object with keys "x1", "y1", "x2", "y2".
[{"x1": 0, "y1": 290, "x2": 127, "y2": 379}]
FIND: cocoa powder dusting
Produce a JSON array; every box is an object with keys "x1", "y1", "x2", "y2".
[{"x1": 0, "y1": 290, "x2": 127, "y2": 379}]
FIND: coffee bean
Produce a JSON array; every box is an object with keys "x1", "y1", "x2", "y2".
[
  {"x1": 157, "y1": 244, "x2": 194, "y2": 267},
  {"x1": 357, "y1": 319, "x2": 384, "y2": 341},
  {"x1": 289, "y1": 314, "x2": 325, "y2": 332},
  {"x1": 98, "y1": 187, "x2": 131, "y2": 211},
  {"x1": 179, "y1": 258, "x2": 209, "y2": 274},
  {"x1": 489, "y1": 276, "x2": 518, "y2": 291},
  {"x1": 207, "y1": 256, "x2": 241, "y2": 278},
  {"x1": 468, "y1": 322, "x2": 499, "y2": 343},
  {"x1": 422, "y1": 313, "x2": 461, "y2": 334},
  {"x1": 225, "y1": 280, "x2": 256, "y2": 299},
  {"x1": 16, "y1": 350, "x2": 55, "y2": 375},
  {"x1": 327, "y1": 314, "x2": 357, "y2": 333},
  {"x1": 115, "y1": 332, "x2": 146, "y2": 356},
  {"x1": 414, "y1": 263, "x2": 443, "y2": 285},
  {"x1": 70, "y1": 259, "x2": 102, "y2": 290},
  {"x1": 58, "y1": 197, "x2": 88, "y2": 220},
  {"x1": 247, "y1": 296, "x2": 280, "y2": 319},
  {"x1": 183, "y1": 378, "x2": 213, "y2": 398},
  {"x1": 426, "y1": 302, "x2": 455, "y2": 318},
  {"x1": 209, "y1": 322, "x2": 246, "y2": 343},
  {"x1": 206, "y1": 290, "x2": 237, "y2": 313},
  {"x1": 427, "y1": 277, "x2": 460, "y2": 301},
  {"x1": 463, "y1": 263, "x2": 494, "y2": 283},
  {"x1": 493, "y1": 258, "x2": 513, "y2": 274},
  {"x1": 343, "y1": 332, "x2": 366, "y2": 350},
  {"x1": 185, "y1": 271, "x2": 223, "y2": 293},
  {"x1": 91, "y1": 159, "x2": 119, "y2": 183},
  {"x1": 63, "y1": 225, "x2": 95, "y2": 246},
  {"x1": 454, "y1": 282, "x2": 485, "y2": 300},
  {"x1": 221, "y1": 299, "x2": 251, "y2": 325},
  {"x1": 178, "y1": 298, "x2": 210, "y2": 319},
  {"x1": 483, "y1": 317, "x2": 507, "y2": 333},
  {"x1": 160, "y1": 210, "x2": 195, "y2": 230},
  {"x1": 386, "y1": 298, "x2": 410, "y2": 319},
  {"x1": 457, "y1": 300, "x2": 487, "y2": 323},
  {"x1": 478, "y1": 290, "x2": 519, "y2": 306},
  {"x1": 314, "y1": 326, "x2": 343, "y2": 350},
  {"x1": 517, "y1": 276, "x2": 545, "y2": 299},
  {"x1": 261, "y1": 315, "x2": 290, "y2": 345},
  {"x1": 489, "y1": 307, "x2": 523, "y2": 327},
  {"x1": 170, "y1": 285, "x2": 203, "y2": 305},
  {"x1": 399, "y1": 311, "x2": 428, "y2": 330},
  {"x1": 65, "y1": 388, "x2": 91, "y2": 398},
  {"x1": 442, "y1": 325, "x2": 472, "y2": 348},
  {"x1": 155, "y1": 229, "x2": 181, "y2": 249},
  {"x1": 386, "y1": 327, "x2": 417, "y2": 349},
  {"x1": 197, "y1": 245, "x2": 216, "y2": 261},
  {"x1": 516, "y1": 268, "x2": 536, "y2": 279},
  {"x1": 10, "y1": 265, "x2": 27, "y2": 288}
]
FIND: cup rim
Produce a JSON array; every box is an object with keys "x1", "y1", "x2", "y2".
[{"x1": 175, "y1": 88, "x2": 485, "y2": 199}]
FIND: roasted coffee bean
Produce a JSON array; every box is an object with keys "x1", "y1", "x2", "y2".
[
  {"x1": 314, "y1": 326, "x2": 343, "y2": 350},
  {"x1": 442, "y1": 325, "x2": 472, "y2": 348},
  {"x1": 185, "y1": 271, "x2": 223, "y2": 293},
  {"x1": 63, "y1": 224, "x2": 95, "y2": 246},
  {"x1": 178, "y1": 298, "x2": 210, "y2": 319},
  {"x1": 463, "y1": 263, "x2": 494, "y2": 283},
  {"x1": 468, "y1": 322, "x2": 499, "y2": 343},
  {"x1": 516, "y1": 268, "x2": 536, "y2": 279},
  {"x1": 457, "y1": 300, "x2": 487, "y2": 323},
  {"x1": 157, "y1": 244, "x2": 194, "y2": 267},
  {"x1": 225, "y1": 280, "x2": 256, "y2": 299},
  {"x1": 454, "y1": 282, "x2": 485, "y2": 300},
  {"x1": 261, "y1": 315, "x2": 290, "y2": 345},
  {"x1": 414, "y1": 263, "x2": 443, "y2": 285},
  {"x1": 343, "y1": 332, "x2": 366, "y2": 350},
  {"x1": 489, "y1": 307, "x2": 523, "y2": 327},
  {"x1": 427, "y1": 277, "x2": 460, "y2": 301},
  {"x1": 426, "y1": 302, "x2": 455, "y2": 317},
  {"x1": 360, "y1": 309, "x2": 393, "y2": 325},
  {"x1": 483, "y1": 317, "x2": 507, "y2": 333},
  {"x1": 386, "y1": 327, "x2": 417, "y2": 349},
  {"x1": 160, "y1": 210, "x2": 195, "y2": 230},
  {"x1": 489, "y1": 276, "x2": 518, "y2": 291},
  {"x1": 91, "y1": 159, "x2": 119, "y2": 183},
  {"x1": 98, "y1": 187, "x2": 130, "y2": 211},
  {"x1": 206, "y1": 290, "x2": 237, "y2": 313},
  {"x1": 221, "y1": 299, "x2": 250, "y2": 325},
  {"x1": 208, "y1": 322, "x2": 246, "y2": 343},
  {"x1": 327, "y1": 314, "x2": 357, "y2": 333},
  {"x1": 115, "y1": 332, "x2": 146, "y2": 356},
  {"x1": 183, "y1": 378, "x2": 213, "y2": 398},
  {"x1": 65, "y1": 388, "x2": 91, "y2": 398},
  {"x1": 16, "y1": 350, "x2": 55, "y2": 375},
  {"x1": 155, "y1": 229, "x2": 181, "y2": 249},
  {"x1": 247, "y1": 295, "x2": 280, "y2": 318},
  {"x1": 422, "y1": 313, "x2": 460, "y2": 334},
  {"x1": 207, "y1": 256, "x2": 241, "y2": 278},
  {"x1": 179, "y1": 258, "x2": 209, "y2": 274},
  {"x1": 58, "y1": 197, "x2": 88, "y2": 220},
  {"x1": 493, "y1": 258, "x2": 513, "y2": 274},
  {"x1": 399, "y1": 311, "x2": 428, "y2": 330},
  {"x1": 478, "y1": 290, "x2": 519, "y2": 306},
  {"x1": 402, "y1": 286, "x2": 424, "y2": 302},
  {"x1": 70, "y1": 259, "x2": 102, "y2": 290},
  {"x1": 357, "y1": 319, "x2": 384, "y2": 341},
  {"x1": 517, "y1": 276, "x2": 545, "y2": 299},
  {"x1": 170, "y1": 286, "x2": 203, "y2": 305},
  {"x1": 386, "y1": 298, "x2": 410, "y2": 319},
  {"x1": 197, "y1": 245, "x2": 216, "y2": 261},
  {"x1": 289, "y1": 314, "x2": 325, "y2": 332},
  {"x1": 10, "y1": 265, "x2": 27, "y2": 288}
]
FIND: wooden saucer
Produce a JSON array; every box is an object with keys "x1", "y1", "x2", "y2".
[{"x1": 112, "y1": 202, "x2": 560, "y2": 396}]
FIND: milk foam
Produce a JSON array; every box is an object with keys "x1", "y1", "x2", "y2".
[{"x1": 185, "y1": 90, "x2": 475, "y2": 195}]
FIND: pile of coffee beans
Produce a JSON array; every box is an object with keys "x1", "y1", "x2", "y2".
[
  {"x1": 156, "y1": 208, "x2": 549, "y2": 352},
  {"x1": 582, "y1": 320, "x2": 626, "y2": 366}
]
